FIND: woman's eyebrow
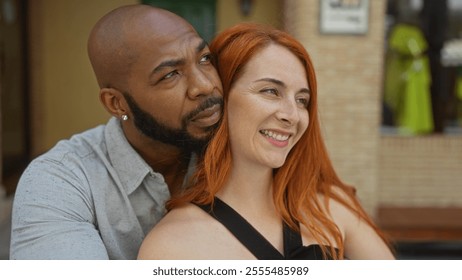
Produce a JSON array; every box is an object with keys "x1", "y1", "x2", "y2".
[
  {"x1": 254, "y1": 77, "x2": 310, "y2": 94},
  {"x1": 254, "y1": 77, "x2": 285, "y2": 87}
]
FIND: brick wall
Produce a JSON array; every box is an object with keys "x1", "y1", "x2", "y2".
[
  {"x1": 283, "y1": 0, "x2": 387, "y2": 216},
  {"x1": 379, "y1": 136, "x2": 462, "y2": 207},
  {"x1": 282, "y1": 0, "x2": 462, "y2": 222}
]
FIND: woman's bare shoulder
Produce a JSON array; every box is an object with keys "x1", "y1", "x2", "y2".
[
  {"x1": 138, "y1": 203, "x2": 257, "y2": 259},
  {"x1": 137, "y1": 203, "x2": 213, "y2": 259},
  {"x1": 317, "y1": 186, "x2": 359, "y2": 225},
  {"x1": 322, "y1": 186, "x2": 395, "y2": 259}
]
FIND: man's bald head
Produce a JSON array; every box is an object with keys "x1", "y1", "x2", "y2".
[{"x1": 87, "y1": 4, "x2": 195, "y2": 90}]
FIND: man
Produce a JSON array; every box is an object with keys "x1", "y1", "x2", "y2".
[{"x1": 10, "y1": 4, "x2": 223, "y2": 259}]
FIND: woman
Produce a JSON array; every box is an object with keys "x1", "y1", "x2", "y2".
[{"x1": 138, "y1": 23, "x2": 394, "y2": 260}]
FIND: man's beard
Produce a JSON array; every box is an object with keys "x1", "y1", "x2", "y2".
[{"x1": 122, "y1": 92, "x2": 222, "y2": 154}]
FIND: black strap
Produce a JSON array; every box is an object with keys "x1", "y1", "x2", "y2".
[
  {"x1": 283, "y1": 223, "x2": 303, "y2": 258},
  {"x1": 196, "y1": 197, "x2": 284, "y2": 259},
  {"x1": 196, "y1": 198, "x2": 338, "y2": 260}
]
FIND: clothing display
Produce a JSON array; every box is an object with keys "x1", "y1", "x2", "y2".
[
  {"x1": 384, "y1": 23, "x2": 434, "y2": 134},
  {"x1": 196, "y1": 197, "x2": 337, "y2": 260}
]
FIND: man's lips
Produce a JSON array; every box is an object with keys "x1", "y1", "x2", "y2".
[{"x1": 190, "y1": 104, "x2": 222, "y2": 128}]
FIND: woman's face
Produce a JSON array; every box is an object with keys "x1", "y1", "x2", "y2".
[{"x1": 227, "y1": 44, "x2": 310, "y2": 169}]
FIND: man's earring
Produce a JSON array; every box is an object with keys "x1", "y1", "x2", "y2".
[{"x1": 121, "y1": 114, "x2": 128, "y2": 121}]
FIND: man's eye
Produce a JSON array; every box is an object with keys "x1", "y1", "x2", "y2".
[
  {"x1": 199, "y1": 53, "x2": 212, "y2": 64},
  {"x1": 162, "y1": 70, "x2": 179, "y2": 80}
]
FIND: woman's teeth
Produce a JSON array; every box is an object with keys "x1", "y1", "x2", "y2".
[{"x1": 260, "y1": 130, "x2": 289, "y2": 141}]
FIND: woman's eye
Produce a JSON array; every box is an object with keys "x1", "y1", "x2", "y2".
[
  {"x1": 296, "y1": 97, "x2": 310, "y2": 107},
  {"x1": 261, "y1": 88, "x2": 278, "y2": 95}
]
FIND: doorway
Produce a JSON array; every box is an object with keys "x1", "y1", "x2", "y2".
[{"x1": 1, "y1": 0, "x2": 29, "y2": 196}]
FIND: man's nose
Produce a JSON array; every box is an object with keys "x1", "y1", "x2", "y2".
[{"x1": 187, "y1": 66, "x2": 216, "y2": 99}]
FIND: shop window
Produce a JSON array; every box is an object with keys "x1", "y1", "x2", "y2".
[{"x1": 382, "y1": 0, "x2": 462, "y2": 135}]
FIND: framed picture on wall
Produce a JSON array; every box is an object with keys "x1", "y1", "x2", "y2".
[{"x1": 319, "y1": 0, "x2": 369, "y2": 35}]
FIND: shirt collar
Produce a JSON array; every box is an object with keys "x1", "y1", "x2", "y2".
[
  {"x1": 104, "y1": 117, "x2": 198, "y2": 195},
  {"x1": 105, "y1": 117, "x2": 153, "y2": 195}
]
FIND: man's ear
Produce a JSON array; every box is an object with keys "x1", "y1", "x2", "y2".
[{"x1": 99, "y1": 88, "x2": 128, "y2": 119}]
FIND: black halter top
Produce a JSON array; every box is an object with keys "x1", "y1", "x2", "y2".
[{"x1": 196, "y1": 197, "x2": 336, "y2": 260}]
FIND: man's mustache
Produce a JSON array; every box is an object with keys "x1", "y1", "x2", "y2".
[{"x1": 185, "y1": 96, "x2": 224, "y2": 122}]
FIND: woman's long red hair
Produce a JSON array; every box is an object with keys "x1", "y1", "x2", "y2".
[{"x1": 167, "y1": 23, "x2": 389, "y2": 259}]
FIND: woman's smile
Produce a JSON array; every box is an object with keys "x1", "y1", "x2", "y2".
[{"x1": 259, "y1": 129, "x2": 291, "y2": 147}]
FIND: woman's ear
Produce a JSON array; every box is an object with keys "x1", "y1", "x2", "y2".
[{"x1": 99, "y1": 88, "x2": 128, "y2": 119}]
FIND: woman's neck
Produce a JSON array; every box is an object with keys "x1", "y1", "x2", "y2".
[
  {"x1": 217, "y1": 162, "x2": 276, "y2": 217},
  {"x1": 216, "y1": 162, "x2": 283, "y2": 252}
]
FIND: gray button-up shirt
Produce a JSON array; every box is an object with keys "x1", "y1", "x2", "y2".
[{"x1": 10, "y1": 117, "x2": 193, "y2": 259}]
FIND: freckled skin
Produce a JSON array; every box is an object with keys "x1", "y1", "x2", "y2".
[{"x1": 227, "y1": 44, "x2": 310, "y2": 170}]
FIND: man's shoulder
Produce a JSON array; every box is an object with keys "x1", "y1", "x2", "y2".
[
  {"x1": 20, "y1": 123, "x2": 110, "y2": 186},
  {"x1": 29, "y1": 121, "x2": 114, "y2": 168},
  {"x1": 51, "y1": 123, "x2": 107, "y2": 159}
]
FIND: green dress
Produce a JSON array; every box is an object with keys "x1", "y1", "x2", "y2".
[{"x1": 384, "y1": 23, "x2": 434, "y2": 135}]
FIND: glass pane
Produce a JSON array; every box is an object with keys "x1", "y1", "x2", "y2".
[{"x1": 142, "y1": 0, "x2": 216, "y2": 43}]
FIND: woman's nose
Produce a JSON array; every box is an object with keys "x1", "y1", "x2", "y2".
[{"x1": 275, "y1": 98, "x2": 299, "y2": 126}]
